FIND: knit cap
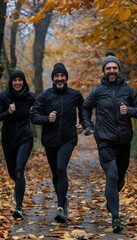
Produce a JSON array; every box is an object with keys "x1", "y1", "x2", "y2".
[
  {"x1": 51, "y1": 63, "x2": 68, "y2": 81},
  {"x1": 102, "y1": 52, "x2": 121, "y2": 72}
]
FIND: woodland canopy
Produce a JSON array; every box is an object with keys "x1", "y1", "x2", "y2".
[{"x1": 0, "y1": 0, "x2": 137, "y2": 94}]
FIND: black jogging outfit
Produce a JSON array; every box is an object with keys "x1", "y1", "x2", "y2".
[
  {"x1": 31, "y1": 83, "x2": 83, "y2": 208},
  {"x1": 82, "y1": 76, "x2": 137, "y2": 217}
]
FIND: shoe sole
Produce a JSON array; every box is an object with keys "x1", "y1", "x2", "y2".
[
  {"x1": 113, "y1": 225, "x2": 123, "y2": 233},
  {"x1": 54, "y1": 214, "x2": 66, "y2": 223},
  {"x1": 13, "y1": 211, "x2": 23, "y2": 219}
]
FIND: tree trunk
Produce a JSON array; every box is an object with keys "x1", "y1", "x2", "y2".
[
  {"x1": 0, "y1": 0, "x2": 7, "y2": 78},
  {"x1": 10, "y1": 2, "x2": 22, "y2": 71},
  {"x1": 33, "y1": 11, "x2": 52, "y2": 94}
]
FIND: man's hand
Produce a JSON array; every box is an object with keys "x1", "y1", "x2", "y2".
[
  {"x1": 49, "y1": 111, "x2": 57, "y2": 123},
  {"x1": 120, "y1": 102, "x2": 128, "y2": 115},
  {"x1": 8, "y1": 103, "x2": 16, "y2": 114},
  {"x1": 76, "y1": 124, "x2": 83, "y2": 134}
]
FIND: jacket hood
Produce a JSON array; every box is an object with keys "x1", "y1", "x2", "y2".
[{"x1": 8, "y1": 70, "x2": 30, "y2": 95}]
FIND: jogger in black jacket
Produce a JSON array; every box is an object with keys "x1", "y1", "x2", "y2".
[
  {"x1": 0, "y1": 70, "x2": 35, "y2": 219},
  {"x1": 31, "y1": 63, "x2": 83, "y2": 223},
  {"x1": 82, "y1": 53, "x2": 137, "y2": 233}
]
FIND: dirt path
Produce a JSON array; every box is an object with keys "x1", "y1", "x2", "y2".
[{"x1": 2, "y1": 135, "x2": 136, "y2": 239}]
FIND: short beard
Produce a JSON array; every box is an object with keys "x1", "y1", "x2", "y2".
[
  {"x1": 56, "y1": 83, "x2": 64, "y2": 89},
  {"x1": 106, "y1": 73, "x2": 118, "y2": 82}
]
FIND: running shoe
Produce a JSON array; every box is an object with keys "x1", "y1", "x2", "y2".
[
  {"x1": 13, "y1": 207, "x2": 23, "y2": 219},
  {"x1": 112, "y1": 216, "x2": 123, "y2": 233},
  {"x1": 54, "y1": 207, "x2": 66, "y2": 223}
]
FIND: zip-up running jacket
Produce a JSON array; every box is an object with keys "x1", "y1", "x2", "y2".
[
  {"x1": 82, "y1": 77, "x2": 137, "y2": 144},
  {"x1": 0, "y1": 90, "x2": 35, "y2": 147},
  {"x1": 30, "y1": 84, "x2": 83, "y2": 147}
]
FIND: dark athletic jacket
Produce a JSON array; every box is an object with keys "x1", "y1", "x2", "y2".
[
  {"x1": 82, "y1": 77, "x2": 137, "y2": 144},
  {"x1": 0, "y1": 87, "x2": 35, "y2": 147},
  {"x1": 30, "y1": 84, "x2": 83, "y2": 147}
]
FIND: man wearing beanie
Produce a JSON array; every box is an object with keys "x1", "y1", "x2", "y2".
[
  {"x1": 82, "y1": 53, "x2": 137, "y2": 233},
  {"x1": 31, "y1": 63, "x2": 83, "y2": 223}
]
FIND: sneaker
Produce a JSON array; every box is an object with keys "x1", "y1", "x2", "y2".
[
  {"x1": 118, "y1": 179, "x2": 125, "y2": 192},
  {"x1": 112, "y1": 216, "x2": 123, "y2": 233},
  {"x1": 64, "y1": 196, "x2": 69, "y2": 218},
  {"x1": 54, "y1": 207, "x2": 66, "y2": 223},
  {"x1": 106, "y1": 202, "x2": 110, "y2": 212},
  {"x1": 13, "y1": 207, "x2": 23, "y2": 219}
]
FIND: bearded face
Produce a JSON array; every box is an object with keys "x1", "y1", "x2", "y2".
[
  {"x1": 104, "y1": 62, "x2": 120, "y2": 82},
  {"x1": 53, "y1": 73, "x2": 67, "y2": 89}
]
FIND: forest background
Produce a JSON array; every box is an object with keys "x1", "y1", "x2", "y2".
[
  {"x1": 0, "y1": 1, "x2": 137, "y2": 239},
  {"x1": 0, "y1": 0, "x2": 137, "y2": 156}
]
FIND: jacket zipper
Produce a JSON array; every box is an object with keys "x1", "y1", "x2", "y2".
[
  {"x1": 58, "y1": 93, "x2": 63, "y2": 144},
  {"x1": 112, "y1": 84, "x2": 119, "y2": 142}
]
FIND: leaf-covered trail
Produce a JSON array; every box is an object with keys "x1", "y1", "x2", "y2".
[{"x1": 0, "y1": 135, "x2": 137, "y2": 239}]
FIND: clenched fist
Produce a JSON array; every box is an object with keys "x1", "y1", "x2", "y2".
[
  {"x1": 76, "y1": 124, "x2": 83, "y2": 134},
  {"x1": 49, "y1": 111, "x2": 57, "y2": 123},
  {"x1": 120, "y1": 102, "x2": 128, "y2": 115},
  {"x1": 8, "y1": 103, "x2": 16, "y2": 114}
]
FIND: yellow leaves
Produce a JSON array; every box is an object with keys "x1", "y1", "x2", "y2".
[
  {"x1": 130, "y1": 4, "x2": 137, "y2": 12},
  {"x1": 45, "y1": 0, "x2": 93, "y2": 14},
  {"x1": 27, "y1": 221, "x2": 35, "y2": 225},
  {"x1": 28, "y1": 11, "x2": 46, "y2": 24},
  {"x1": 125, "y1": 197, "x2": 134, "y2": 205},
  {"x1": 119, "y1": 7, "x2": 131, "y2": 21},
  {"x1": 14, "y1": 18, "x2": 27, "y2": 23},
  {"x1": 17, "y1": 235, "x2": 26, "y2": 239},
  {"x1": 54, "y1": 225, "x2": 60, "y2": 231},
  {"x1": 71, "y1": 229, "x2": 87, "y2": 235},
  {"x1": 1, "y1": 202, "x2": 11, "y2": 207},
  {"x1": 28, "y1": 234, "x2": 39, "y2": 239},
  {"x1": 42, "y1": 0, "x2": 57, "y2": 11},
  {"x1": 34, "y1": 0, "x2": 93, "y2": 15},
  {"x1": 1, "y1": 144, "x2": 137, "y2": 239},
  {"x1": 99, "y1": 2, "x2": 132, "y2": 21},
  {"x1": 94, "y1": 0, "x2": 136, "y2": 24},
  {"x1": 104, "y1": 227, "x2": 113, "y2": 232},
  {"x1": 70, "y1": 229, "x2": 100, "y2": 239},
  {"x1": 12, "y1": 234, "x2": 45, "y2": 239},
  {"x1": 96, "y1": 0, "x2": 107, "y2": 10},
  {"x1": 102, "y1": 5, "x2": 119, "y2": 16}
]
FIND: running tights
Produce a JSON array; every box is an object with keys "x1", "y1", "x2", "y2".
[
  {"x1": 98, "y1": 142, "x2": 130, "y2": 217},
  {"x1": 2, "y1": 142, "x2": 33, "y2": 207},
  {"x1": 45, "y1": 142, "x2": 74, "y2": 208}
]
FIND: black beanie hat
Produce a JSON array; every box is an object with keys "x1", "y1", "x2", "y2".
[
  {"x1": 51, "y1": 63, "x2": 68, "y2": 81},
  {"x1": 9, "y1": 70, "x2": 27, "y2": 89},
  {"x1": 102, "y1": 52, "x2": 121, "y2": 72}
]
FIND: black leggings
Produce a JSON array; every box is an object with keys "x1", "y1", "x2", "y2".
[
  {"x1": 45, "y1": 142, "x2": 74, "y2": 208},
  {"x1": 98, "y1": 141, "x2": 130, "y2": 217},
  {"x1": 2, "y1": 141, "x2": 33, "y2": 207}
]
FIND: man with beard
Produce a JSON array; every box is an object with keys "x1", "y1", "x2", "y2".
[
  {"x1": 82, "y1": 53, "x2": 137, "y2": 233},
  {"x1": 31, "y1": 63, "x2": 83, "y2": 223}
]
